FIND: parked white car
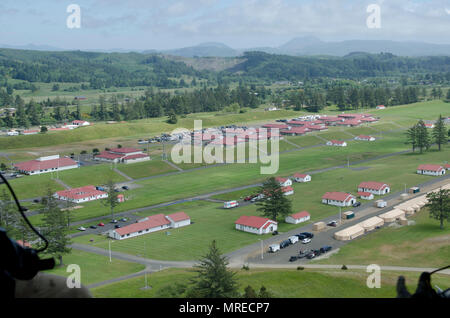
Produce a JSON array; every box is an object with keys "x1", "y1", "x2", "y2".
[
  {"x1": 301, "y1": 238, "x2": 311, "y2": 244},
  {"x1": 289, "y1": 235, "x2": 299, "y2": 244},
  {"x1": 77, "y1": 227, "x2": 86, "y2": 231},
  {"x1": 268, "y1": 244, "x2": 280, "y2": 253}
]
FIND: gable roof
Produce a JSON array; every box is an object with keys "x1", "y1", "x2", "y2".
[
  {"x1": 115, "y1": 214, "x2": 170, "y2": 236},
  {"x1": 417, "y1": 164, "x2": 444, "y2": 172},
  {"x1": 322, "y1": 192, "x2": 354, "y2": 202},
  {"x1": 167, "y1": 211, "x2": 190, "y2": 222},
  {"x1": 14, "y1": 157, "x2": 77, "y2": 172},
  {"x1": 358, "y1": 181, "x2": 389, "y2": 191},
  {"x1": 235, "y1": 215, "x2": 276, "y2": 229},
  {"x1": 290, "y1": 211, "x2": 310, "y2": 219},
  {"x1": 56, "y1": 185, "x2": 107, "y2": 200},
  {"x1": 293, "y1": 173, "x2": 310, "y2": 179}
]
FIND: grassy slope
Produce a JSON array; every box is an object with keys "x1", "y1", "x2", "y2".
[
  {"x1": 314, "y1": 210, "x2": 450, "y2": 268},
  {"x1": 42, "y1": 249, "x2": 145, "y2": 286},
  {"x1": 90, "y1": 267, "x2": 450, "y2": 298}
]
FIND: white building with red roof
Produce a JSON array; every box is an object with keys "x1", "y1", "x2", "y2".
[
  {"x1": 165, "y1": 212, "x2": 191, "y2": 228},
  {"x1": 280, "y1": 126, "x2": 310, "y2": 136},
  {"x1": 235, "y1": 215, "x2": 277, "y2": 235},
  {"x1": 358, "y1": 181, "x2": 390, "y2": 195},
  {"x1": 355, "y1": 135, "x2": 376, "y2": 141},
  {"x1": 358, "y1": 191, "x2": 374, "y2": 200},
  {"x1": 20, "y1": 129, "x2": 40, "y2": 135},
  {"x1": 326, "y1": 140, "x2": 347, "y2": 147},
  {"x1": 282, "y1": 186, "x2": 294, "y2": 196},
  {"x1": 95, "y1": 147, "x2": 150, "y2": 164},
  {"x1": 376, "y1": 105, "x2": 386, "y2": 109},
  {"x1": 14, "y1": 155, "x2": 78, "y2": 175},
  {"x1": 109, "y1": 212, "x2": 191, "y2": 240},
  {"x1": 275, "y1": 177, "x2": 292, "y2": 187},
  {"x1": 417, "y1": 164, "x2": 446, "y2": 176},
  {"x1": 322, "y1": 192, "x2": 356, "y2": 207},
  {"x1": 54, "y1": 185, "x2": 108, "y2": 203},
  {"x1": 293, "y1": 173, "x2": 311, "y2": 183},
  {"x1": 285, "y1": 211, "x2": 310, "y2": 224},
  {"x1": 445, "y1": 164, "x2": 450, "y2": 170}
]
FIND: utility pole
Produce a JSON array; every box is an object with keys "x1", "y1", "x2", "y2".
[
  {"x1": 109, "y1": 239, "x2": 112, "y2": 263},
  {"x1": 339, "y1": 206, "x2": 342, "y2": 225},
  {"x1": 259, "y1": 239, "x2": 264, "y2": 260}
]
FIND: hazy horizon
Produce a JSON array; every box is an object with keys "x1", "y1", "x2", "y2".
[{"x1": 1, "y1": 0, "x2": 450, "y2": 51}]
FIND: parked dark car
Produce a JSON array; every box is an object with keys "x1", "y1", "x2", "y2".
[
  {"x1": 33, "y1": 199, "x2": 40, "y2": 203},
  {"x1": 298, "y1": 250, "x2": 308, "y2": 258},
  {"x1": 289, "y1": 256, "x2": 298, "y2": 262},
  {"x1": 313, "y1": 249, "x2": 322, "y2": 256},
  {"x1": 327, "y1": 220, "x2": 338, "y2": 227},
  {"x1": 272, "y1": 231, "x2": 279, "y2": 236},
  {"x1": 320, "y1": 246, "x2": 332, "y2": 253},
  {"x1": 353, "y1": 202, "x2": 361, "y2": 207},
  {"x1": 295, "y1": 233, "x2": 307, "y2": 240},
  {"x1": 300, "y1": 232, "x2": 314, "y2": 239},
  {"x1": 280, "y1": 240, "x2": 291, "y2": 248},
  {"x1": 89, "y1": 225, "x2": 97, "y2": 229},
  {"x1": 122, "y1": 186, "x2": 129, "y2": 190},
  {"x1": 120, "y1": 218, "x2": 128, "y2": 222},
  {"x1": 306, "y1": 252, "x2": 316, "y2": 259},
  {"x1": 114, "y1": 225, "x2": 121, "y2": 229}
]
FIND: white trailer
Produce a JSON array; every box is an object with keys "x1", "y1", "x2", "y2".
[
  {"x1": 224, "y1": 200, "x2": 239, "y2": 209},
  {"x1": 289, "y1": 235, "x2": 299, "y2": 244},
  {"x1": 269, "y1": 244, "x2": 280, "y2": 253}
]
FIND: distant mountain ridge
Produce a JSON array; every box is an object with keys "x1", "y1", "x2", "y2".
[{"x1": 1, "y1": 36, "x2": 450, "y2": 57}]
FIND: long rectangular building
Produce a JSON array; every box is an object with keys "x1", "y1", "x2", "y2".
[{"x1": 14, "y1": 155, "x2": 78, "y2": 175}]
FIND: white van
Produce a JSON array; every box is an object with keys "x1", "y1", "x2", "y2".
[
  {"x1": 224, "y1": 200, "x2": 239, "y2": 209},
  {"x1": 269, "y1": 244, "x2": 280, "y2": 253},
  {"x1": 289, "y1": 235, "x2": 299, "y2": 244}
]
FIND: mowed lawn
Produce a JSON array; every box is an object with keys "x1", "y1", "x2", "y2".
[
  {"x1": 57, "y1": 164, "x2": 127, "y2": 188},
  {"x1": 90, "y1": 267, "x2": 450, "y2": 298},
  {"x1": 314, "y1": 211, "x2": 450, "y2": 268},
  {"x1": 3, "y1": 173, "x2": 65, "y2": 199},
  {"x1": 71, "y1": 200, "x2": 293, "y2": 261},
  {"x1": 42, "y1": 249, "x2": 145, "y2": 286},
  {"x1": 70, "y1": 146, "x2": 450, "y2": 261},
  {"x1": 116, "y1": 159, "x2": 178, "y2": 179}
]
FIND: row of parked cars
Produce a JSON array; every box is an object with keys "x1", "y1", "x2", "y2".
[
  {"x1": 77, "y1": 218, "x2": 128, "y2": 231},
  {"x1": 290, "y1": 246, "x2": 332, "y2": 262},
  {"x1": 269, "y1": 232, "x2": 314, "y2": 252}
]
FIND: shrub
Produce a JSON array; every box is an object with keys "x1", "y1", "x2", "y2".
[{"x1": 341, "y1": 265, "x2": 348, "y2": 270}]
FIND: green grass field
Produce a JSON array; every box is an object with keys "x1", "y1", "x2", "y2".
[
  {"x1": 69, "y1": 145, "x2": 449, "y2": 261},
  {"x1": 42, "y1": 249, "x2": 145, "y2": 286},
  {"x1": 314, "y1": 210, "x2": 450, "y2": 268},
  {"x1": 115, "y1": 159, "x2": 178, "y2": 179},
  {"x1": 90, "y1": 267, "x2": 450, "y2": 298}
]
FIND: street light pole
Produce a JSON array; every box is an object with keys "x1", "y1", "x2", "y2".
[
  {"x1": 109, "y1": 240, "x2": 112, "y2": 263},
  {"x1": 259, "y1": 239, "x2": 263, "y2": 260}
]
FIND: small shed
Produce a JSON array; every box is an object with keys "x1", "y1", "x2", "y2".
[
  {"x1": 285, "y1": 211, "x2": 311, "y2": 224},
  {"x1": 342, "y1": 211, "x2": 355, "y2": 220}
]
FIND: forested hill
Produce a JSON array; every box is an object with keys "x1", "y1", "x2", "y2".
[
  {"x1": 0, "y1": 49, "x2": 208, "y2": 88},
  {"x1": 225, "y1": 51, "x2": 450, "y2": 81},
  {"x1": 1, "y1": 48, "x2": 450, "y2": 88}
]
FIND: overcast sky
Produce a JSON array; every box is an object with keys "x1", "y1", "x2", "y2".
[{"x1": 1, "y1": 0, "x2": 449, "y2": 50}]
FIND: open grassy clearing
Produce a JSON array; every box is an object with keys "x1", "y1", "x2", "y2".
[
  {"x1": 1, "y1": 173, "x2": 64, "y2": 200},
  {"x1": 57, "y1": 164, "x2": 127, "y2": 188},
  {"x1": 314, "y1": 210, "x2": 450, "y2": 268},
  {"x1": 90, "y1": 267, "x2": 450, "y2": 298},
  {"x1": 115, "y1": 159, "x2": 177, "y2": 179},
  {"x1": 42, "y1": 249, "x2": 145, "y2": 286}
]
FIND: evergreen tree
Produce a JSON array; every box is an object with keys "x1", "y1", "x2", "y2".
[
  {"x1": 425, "y1": 189, "x2": 449, "y2": 230},
  {"x1": 405, "y1": 124, "x2": 418, "y2": 152},
  {"x1": 416, "y1": 120, "x2": 431, "y2": 153},
  {"x1": 432, "y1": 115, "x2": 448, "y2": 151},
  {"x1": 256, "y1": 177, "x2": 292, "y2": 222},
  {"x1": 41, "y1": 187, "x2": 71, "y2": 265},
  {"x1": 187, "y1": 240, "x2": 239, "y2": 298},
  {"x1": 167, "y1": 110, "x2": 178, "y2": 124},
  {"x1": 258, "y1": 286, "x2": 272, "y2": 298},
  {"x1": 102, "y1": 179, "x2": 119, "y2": 221},
  {"x1": 75, "y1": 101, "x2": 81, "y2": 120}
]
